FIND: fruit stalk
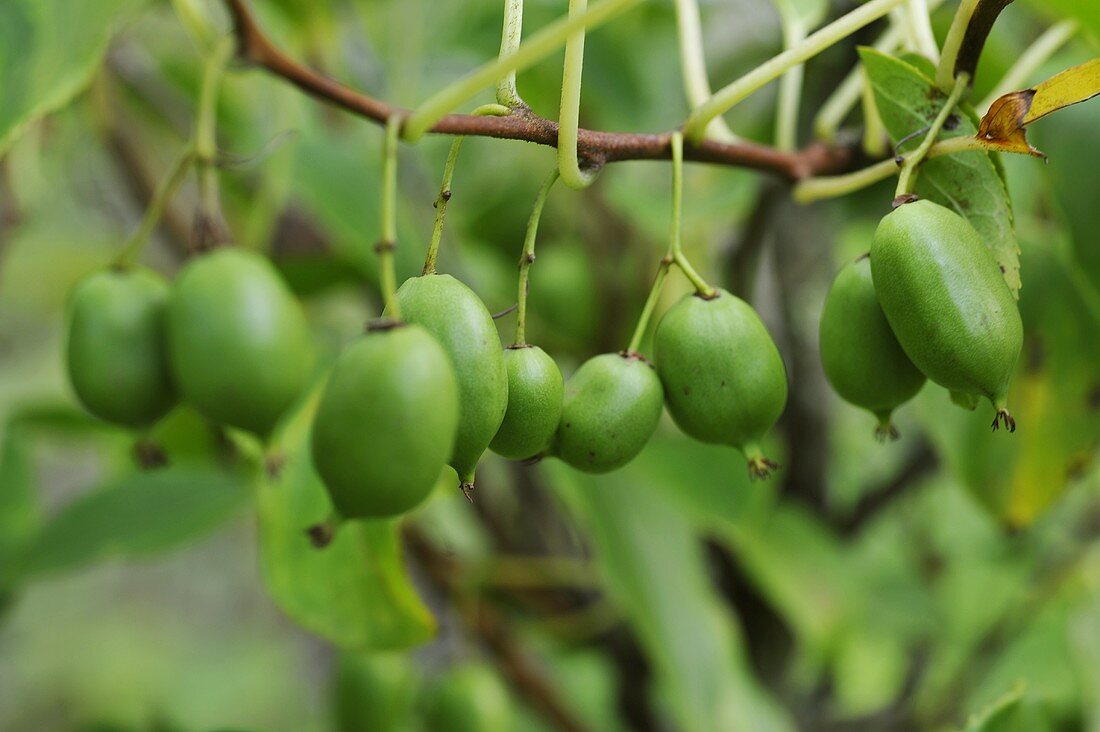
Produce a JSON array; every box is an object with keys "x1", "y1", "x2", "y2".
[
  {"x1": 558, "y1": 0, "x2": 600, "y2": 189},
  {"x1": 496, "y1": 0, "x2": 527, "y2": 107},
  {"x1": 378, "y1": 116, "x2": 402, "y2": 320},
  {"x1": 193, "y1": 35, "x2": 235, "y2": 249},
  {"x1": 423, "y1": 104, "x2": 510, "y2": 276},
  {"x1": 894, "y1": 72, "x2": 970, "y2": 199},
  {"x1": 626, "y1": 131, "x2": 713, "y2": 352},
  {"x1": 514, "y1": 168, "x2": 560, "y2": 346},
  {"x1": 113, "y1": 145, "x2": 196, "y2": 267}
]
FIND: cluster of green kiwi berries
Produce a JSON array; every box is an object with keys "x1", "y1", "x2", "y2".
[
  {"x1": 64, "y1": 244, "x2": 789, "y2": 523},
  {"x1": 819, "y1": 199, "x2": 1022, "y2": 440},
  {"x1": 309, "y1": 268, "x2": 789, "y2": 521}
]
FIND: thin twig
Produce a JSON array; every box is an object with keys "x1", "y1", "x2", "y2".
[
  {"x1": 222, "y1": 0, "x2": 854, "y2": 181},
  {"x1": 405, "y1": 528, "x2": 591, "y2": 732}
]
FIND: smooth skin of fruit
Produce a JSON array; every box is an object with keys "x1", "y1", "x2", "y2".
[
  {"x1": 489, "y1": 345, "x2": 563, "y2": 460},
  {"x1": 392, "y1": 274, "x2": 507, "y2": 493},
  {"x1": 552, "y1": 352, "x2": 663, "y2": 474},
  {"x1": 65, "y1": 266, "x2": 177, "y2": 428},
  {"x1": 167, "y1": 248, "x2": 314, "y2": 437},
  {"x1": 422, "y1": 664, "x2": 513, "y2": 732},
  {"x1": 871, "y1": 200, "x2": 1023, "y2": 431},
  {"x1": 653, "y1": 289, "x2": 787, "y2": 479},
  {"x1": 819, "y1": 255, "x2": 926, "y2": 441},
  {"x1": 311, "y1": 324, "x2": 459, "y2": 519}
]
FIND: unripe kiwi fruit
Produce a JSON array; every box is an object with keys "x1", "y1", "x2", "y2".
[
  {"x1": 490, "y1": 345, "x2": 563, "y2": 460},
  {"x1": 653, "y1": 289, "x2": 787, "y2": 479},
  {"x1": 65, "y1": 266, "x2": 177, "y2": 427},
  {"x1": 552, "y1": 352, "x2": 663, "y2": 473},
  {"x1": 871, "y1": 200, "x2": 1022, "y2": 431},
  {"x1": 391, "y1": 274, "x2": 508, "y2": 493},
  {"x1": 819, "y1": 255, "x2": 926, "y2": 440},
  {"x1": 311, "y1": 324, "x2": 459, "y2": 518},
  {"x1": 167, "y1": 248, "x2": 314, "y2": 437},
  {"x1": 422, "y1": 664, "x2": 513, "y2": 732}
]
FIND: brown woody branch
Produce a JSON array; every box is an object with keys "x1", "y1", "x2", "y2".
[{"x1": 223, "y1": 0, "x2": 854, "y2": 181}]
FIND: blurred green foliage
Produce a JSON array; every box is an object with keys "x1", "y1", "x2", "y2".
[{"x1": 1, "y1": 0, "x2": 1099, "y2": 731}]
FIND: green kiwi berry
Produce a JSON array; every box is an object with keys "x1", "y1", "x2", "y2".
[{"x1": 490, "y1": 345, "x2": 563, "y2": 460}]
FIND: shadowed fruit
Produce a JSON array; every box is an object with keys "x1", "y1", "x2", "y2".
[
  {"x1": 167, "y1": 248, "x2": 314, "y2": 437},
  {"x1": 820, "y1": 255, "x2": 926, "y2": 440},
  {"x1": 553, "y1": 352, "x2": 663, "y2": 473},
  {"x1": 65, "y1": 266, "x2": 176, "y2": 427},
  {"x1": 422, "y1": 664, "x2": 513, "y2": 732},
  {"x1": 653, "y1": 289, "x2": 787, "y2": 479},
  {"x1": 392, "y1": 274, "x2": 507, "y2": 493},
  {"x1": 871, "y1": 200, "x2": 1022, "y2": 431},
  {"x1": 490, "y1": 345, "x2": 563, "y2": 459},
  {"x1": 311, "y1": 324, "x2": 459, "y2": 518}
]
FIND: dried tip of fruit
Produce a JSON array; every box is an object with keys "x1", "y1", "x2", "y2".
[
  {"x1": 133, "y1": 439, "x2": 169, "y2": 470},
  {"x1": 746, "y1": 454, "x2": 779, "y2": 481},
  {"x1": 264, "y1": 451, "x2": 286, "y2": 479},
  {"x1": 873, "y1": 416, "x2": 901, "y2": 443},
  {"x1": 991, "y1": 408, "x2": 1016, "y2": 433},
  {"x1": 460, "y1": 482, "x2": 476, "y2": 503},
  {"x1": 305, "y1": 521, "x2": 336, "y2": 549}
]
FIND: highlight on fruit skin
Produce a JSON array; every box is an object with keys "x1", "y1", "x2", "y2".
[
  {"x1": 166, "y1": 247, "x2": 315, "y2": 437},
  {"x1": 552, "y1": 351, "x2": 664, "y2": 474},
  {"x1": 819, "y1": 254, "x2": 925, "y2": 442},
  {"x1": 653, "y1": 288, "x2": 787, "y2": 479},
  {"x1": 392, "y1": 273, "x2": 508, "y2": 497},
  {"x1": 489, "y1": 344, "x2": 564, "y2": 460},
  {"x1": 310, "y1": 323, "x2": 459, "y2": 519},
  {"x1": 870, "y1": 199, "x2": 1022, "y2": 433},
  {"x1": 65, "y1": 265, "x2": 178, "y2": 428}
]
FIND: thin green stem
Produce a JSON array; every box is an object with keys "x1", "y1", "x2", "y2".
[
  {"x1": 979, "y1": 20, "x2": 1078, "y2": 111},
  {"x1": 673, "y1": 0, "x2": 737, "y2": 142},
  {"x1": 113, "y1": 146, "x2": 196, "y2": 267},
  {"x1": 422, "y1": 104, "x2": 510, "y2": 275},
  {"x1": 378, "y1": 116, "x2": 402, "y2": 319},
  {"x1": 625, "y1": 132, "x2": 712, "y2": 353},
  {"x1": 496, "y1": 0, "x2": 526, "y2": 107},
  {"x1": 170, "y1": 0, "x2": 215, "y2": 50},
  {"x1": 193, "y1": 36, "x2": 235, "y2": 245},
  {"x1": 683, "y1": 0, "x2": 906, "y2": 142},
  {"x1": 557, "y1": 0, "x2": 599, "y2": 189},
  {"x1": 935, "y1": 0, "x2": 978, "y2": 90},
  {"x1": 895, "y1": 72, "x2": 969, "y2": 197},
  {"x1": 626, "y1": 260, "x2": 672, "y2": 354},
  {"x1": 813, "y1": 25, "x2": 903, "y2": 141},
  {"x1": 775, "y1": 19, "x2": 806, "y2": 152},
  {"x1": 861, "y1": 72, "x2": 888, "y2": 157},
  {"x1": 794, "y1": 135, "x2": 991, "y2": 203},
  {"x1": 514, "y1": 169, "x2": 560, "y2": 346},
  {"x1": 402, "y1": 0, "x2": 644, "y2": 142},
  {"x1": 905, "y1": 0, "x2": 940, "y2": 62}
]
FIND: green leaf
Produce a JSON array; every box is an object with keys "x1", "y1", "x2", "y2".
[
  {"x1": 0, "y1": 423, "x2": 38, "y2": 584},
  {"x1": 256, "y1": 392, "x2": 435, "y2": 651},
  {"x1": 545, "y1": 452, "x2": 795, "y2": 732},
  {"x1": 859, "y1": 47, "x2": 1020, "y2": 295},
  {"x1": 9, "y1": 467, "x2": 248, "y2": 584},
  {"x1": 0, "y1": 0, "x2": 149, "y2": 155}
]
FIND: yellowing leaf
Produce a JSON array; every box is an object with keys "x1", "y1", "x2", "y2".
[{"x1": 978, "y1": 58, "x2": 1100, "y2": 156}]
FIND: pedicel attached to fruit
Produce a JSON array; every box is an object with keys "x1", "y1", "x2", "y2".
[
  {"x1": 870, "y1": 200, "x2": 1022, "y2": 432},
  {"x1": 552, "y1": 351, "x2": 663, "y2": 474},
  {"x1": 819, "y1": 254, "x2": 926, "y2": 441},
  {"x1": 653, "y1": 288, "x2": 787, "y2": 479},
  {"x1": 391, "y1": 274, "x2": 508, "y2": 497},
  {"x1": 167, "y1": 247, "x2": 314, "y2": 438},
  {"x1": 66, "y1": 266, "x2": 177, "y2": 428},
  {"x1": 311, "y1": 322, "x2": 460, "y2": 519}
]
